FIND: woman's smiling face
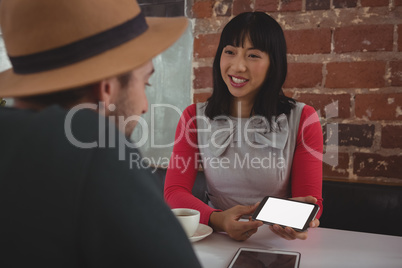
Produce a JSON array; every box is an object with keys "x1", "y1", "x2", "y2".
[{"x1": 220, "y1": 37, "x2": 270, "y2": 104}]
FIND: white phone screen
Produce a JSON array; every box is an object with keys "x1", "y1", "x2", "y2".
[{"x1": 255, "y1": 197, "x2": 315, "y2": 229}]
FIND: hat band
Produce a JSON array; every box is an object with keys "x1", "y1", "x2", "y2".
[{"x1": 9, "y1": 12, "x2": 148, "y2": 74}]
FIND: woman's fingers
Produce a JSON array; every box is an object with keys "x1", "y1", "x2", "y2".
[
  {"x1": 231, "y1": 203, "x2": 260, "y2": 218},
  {"x1": 227, "y1": 220, "x2": 263, "y2": 241},
  {"x1": 210, "y1": 204, "x2": 264, "y2": 241},
  {"x1": 269, "y1": 225, "x2": 290, "y2": 240},
  {"x1": 290, "y1": 195, "x2": 317, "y2": 204},
  {"x1": 269, "y1": 224, "x2": 308, "y2": 240},
  {"x1": 310, "y1": 218, "x2": 320, "y2": 228}
]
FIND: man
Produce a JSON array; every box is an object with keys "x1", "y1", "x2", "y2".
[{"x1": 0, "y1": 0, "x2": 201, "y2": 267}]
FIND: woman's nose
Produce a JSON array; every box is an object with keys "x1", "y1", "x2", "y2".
[{"x1": 231, "y1": 55, "x2": 247, "y2": 72}]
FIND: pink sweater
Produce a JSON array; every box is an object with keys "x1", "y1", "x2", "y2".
[{"x1": 164, "y1": 104, "x2": 323, "y2": 225}]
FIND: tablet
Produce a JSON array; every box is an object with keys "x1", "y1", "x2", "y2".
[{"x1": 227, "y1": 248, "x2": 300, "y2": 268}]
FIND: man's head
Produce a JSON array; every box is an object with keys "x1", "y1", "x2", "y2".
[
  {"x1": 0, "y1": 0, "x2": 187, "y2": 136},
  {"x1": 16, "y1": 61, "x2": 154, "y2": 137},
  {"x1": 101, "y1": 60, "x2": 155, "y2": 137}
]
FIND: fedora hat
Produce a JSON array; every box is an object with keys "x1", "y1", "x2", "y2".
[{"x1": 0, "y1": 0, "x2": 188, "y2": 97}]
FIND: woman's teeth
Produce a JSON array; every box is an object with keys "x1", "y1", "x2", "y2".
[{"x1": 231, "y1": 76, "x2": 247, "y2": 84}]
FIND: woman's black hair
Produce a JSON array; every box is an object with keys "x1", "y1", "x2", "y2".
[{"x1": 205, "y1": 12, "x2": 295, "y2": 128}]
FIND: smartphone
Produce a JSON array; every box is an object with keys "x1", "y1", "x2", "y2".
[
  {"x1": 227, "y1": 248, "x2": 300, "y2": 268},
  {"x1": 252, "y1": 196, "x2": 319, "y2": 232}
]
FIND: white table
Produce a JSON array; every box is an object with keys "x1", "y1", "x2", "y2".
[{"x1": 192, "y1": 227, "x2": 402, "y2": 268}]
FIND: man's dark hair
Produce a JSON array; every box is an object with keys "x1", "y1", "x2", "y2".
[{"x1": 205, "y1": 12, "x2": 295, "y2": 129}]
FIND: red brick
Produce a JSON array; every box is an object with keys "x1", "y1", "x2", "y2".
[
  {"x1": 333, "y1": 0, "x2": 357, "y2": 8},
  {"x1": 306, "y1": 0, "x2": 330, "y2": 10},
  {"x1": 334, "y1": 25, "x2": 394, "y2": 53},
  {"x1": 361, "y1": 0, "x2": 389, "y2": 7},
  {"x1": 396, "y1": 0, "x2": 402, "y2": 6},
  {"x1": 280, "y1": 0, "x2": 302, "y2": 11},
  {"x1": 323, "y1": 152, "x2": 349, "y2": 178},
  {"x1": 390, "y1": 61, "x2": 402, "y2": 86},
  {"x1": 324, "y1": 124, "x2": 375, "y2": 147},
  {"x1": 255, "y1": 0, "x2": 278, "y2": 11},
  {"x1": 194, "y1": 33, "x2": 220, "y2": 58},
  {"x1": 283, "y1": 90, "x2": 294, "y2": 98},
  {"x1": 193, "y1": 67, "x2": 213, "y2": 89},
  {"x1": 213, "y1": 0, "x2": 232, "y2": 16},
  {"x1": 398, "y1": 25, "x2": 402, "y2": 52},
  {"x1": 326, "y1": 61, "x2": 386, "y2": 88},
  {"x1": 192, "y1": 0, "x2": 214, "y2": 18},
  {"x1": 284, "y1": 63, "x2": 322, "y2": 88},
  {"x1": 353, "y1": 153, "x2": 402, "y2": 179},
  {"x1": 355, "y1": 93, "x2": 402, "y2": 120},
  {"x1": 233, "y1": 0, "x2": 253, "y2": 15},
  {"x1": 295, "y1": 93, "x2": 351, "y2": 119},
  {"x1": 194, "y1": 92, "x2": 212, "y2": 103},
  {"x1": 382, "y1": 125, "x2": 402, "y2": 149},
  {"x1": 285, "y1": 28, "x2": 331, "y2": 54}
]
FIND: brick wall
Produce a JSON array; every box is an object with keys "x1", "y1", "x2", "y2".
[{"x1": 190, "y1": 0, "x2": 402, "y2": 185}]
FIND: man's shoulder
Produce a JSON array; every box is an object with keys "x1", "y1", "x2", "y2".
[
  {"x1": 0, "y1": 105, "x2": 116, "y2": 158},
  {"x1": 0, "y1": 105, "x2": 99, "y2": 129}
]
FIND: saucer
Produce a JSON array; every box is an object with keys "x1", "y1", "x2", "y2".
[{"x1": 189, "y1": 223, "x2": 213, "y2": 243}]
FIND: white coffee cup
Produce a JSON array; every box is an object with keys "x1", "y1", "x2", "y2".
[{"x1": 172, "y1": 208, "x2": 200, "y2": 238}]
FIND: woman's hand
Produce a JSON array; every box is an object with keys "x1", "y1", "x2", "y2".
[
  {"x1": 209, "y1": 203, "x2": 263, "y2": 241},
  {"x1": 269, "y1": 195, "x2": 320, "y2": 240}
]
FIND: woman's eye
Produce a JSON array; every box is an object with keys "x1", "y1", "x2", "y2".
[
  {"x1": 224, "y1": 49, "x2": 234, "y2": 55},
  {"x1": 249, "y1": 54, "x2": 260, "y2": 58}
]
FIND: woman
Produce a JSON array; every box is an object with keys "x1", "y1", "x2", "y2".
[{"x1": 165, "y1": 12, "x2": 323, "y2": 241}]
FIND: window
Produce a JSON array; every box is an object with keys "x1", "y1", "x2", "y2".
[{"x1": 131, "y1": 0, "x2": 193, "y2": 165}]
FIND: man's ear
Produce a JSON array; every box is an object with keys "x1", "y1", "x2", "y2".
[{"x1": 92, "y1": 77, "x2": 119, "y2": 113}]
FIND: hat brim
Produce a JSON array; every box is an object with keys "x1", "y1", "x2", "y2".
[{"x1": 0, "y1": 17, "x2": 188, "y2": 98}]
